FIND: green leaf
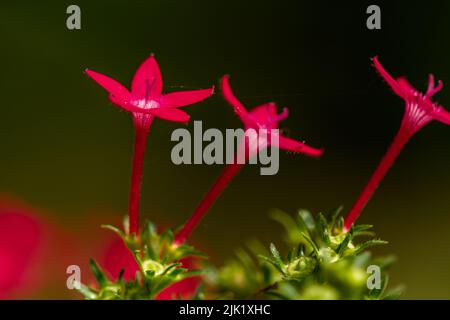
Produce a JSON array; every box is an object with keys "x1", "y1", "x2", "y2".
[
  {"x1": 352, "y1": 224, "x2": 373, "y2": 232},
  {"x1": 101, "y1": 224, "x2": 125, "y2": 238},
  {"x1": 161, "y1": 228, "x2": 175, "y2": 244},
  {"x1": 337, "y1": 229, "x2": 353, "y2": 256},
  {"x1": 383, "y1": 285, "x2": 405, "y2": 300},
  {"x1": 353, "y1": 231, "x2": 376, "y2": 238},
  {"x1": 122, "y1": 215, "x2": 130, "y2": 235},
  {"x1": 235, "y1": 248, "x2": 255, "y2": 270},
  {"x1": 300, "y1": 232, "x2": 319, "y2": 256},
  {"x1": 352, "y1": 224, "x2": 375, "y2": 237},
  {"x1": 287, "y1": 248, "x2": 294, "y2": 263},
  {"x1": 89, "y1": 259, "x2": 108, "y2": 287},
  {"x1": 161, "y1": 263, "x2": 181, "y2": 276},
  {"x1": 298, "y1": 210, "x2": 315, "y2": 230},
  {"x1": 258, "y1": 255, "x2": 285, "y2": 275},
  {"x1": 295, "y1": 211, "x2": 309, "y2": 233},
  {"x1": 371, "y1": 255, "x2": 397, "y2": 270},
  {"x1": 270, "y1": 243, "x2": 283, "y2": 265},
  {"x1": 369, "y1": 274, "x2": 389, "y2": 299},
  {"x1": 354, "y1": 239, "x2": 388, "y2": 255},
  {"x1": 336, "y1": 217, "x2": 344, "y2": 230},
  {"x1": 297, "y1": 244, "x2": 305, "y2": 257},
  {"x1": 270, "y1": 209, "x2": 296, "y2": 231},
  {"x1": 317, "y1": 213, "x2": 330, "y2": 245},
  {"x1": 353, "y1": 251, "x2": 372, "y2": 268},
  {"x1": 330, "y1": 206, "x2": 343, "y2": 229},
  {"x1": 170, "y1": 268, "x2": 188, "y2": 278},
  {"x1": 78, "y1": 284, "x2": 98, "y2": 300}
]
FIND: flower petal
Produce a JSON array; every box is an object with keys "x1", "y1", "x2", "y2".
[
  {"x1": 221, "y1": 75, "x2": 258, "y2": 128},
  {"x1": 108, "y1": 95, "x2": 154, "y2": 114},
  {"x1": 250, "y1": 102, "x2": 279, "y2": 129},
  {"x1": 159, "y1": 87, "x2": 214, "y2": 108},
  {"x1": 396, "y1": 77, "x2": 417, "y2": 94},
  {"x1": 131, "y1": 54, "x2": 163, "y2": 100},
  {"x1": 149, "y1": 107, "x2": 190, "y2": 123},
  {"x1": 426, "y1": 74, "x2": 443, "y2": 98},
  {"x1": 85, "y1": 69, "x2": 130, "y2": 101},
  {"x1": 277, "y1": 135, "x2": 324, "y2": 157},
  {"x1": 432, "y1": 107, "x2": 450, "y2": 125},
  {"x1": 372, "y1": 56, "x2": 406, "y2": 98}
]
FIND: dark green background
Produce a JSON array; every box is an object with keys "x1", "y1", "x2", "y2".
[{"x1": 1, "y1": 1, "x2": 449, "y2": 299}]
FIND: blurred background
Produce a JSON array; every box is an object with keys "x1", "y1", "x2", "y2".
[{"x1": 0, "y1": 0, "x2": 449, "y2": 299}]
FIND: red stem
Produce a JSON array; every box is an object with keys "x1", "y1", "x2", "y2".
[
  {"x1": 128, "y1": 125, "x2": 151, "y2": 235},
  {"x1": 175, "y1": 162, "x2": 243, "y2": 244},
  {"x1": 343, "y1": 127, "x2": 412, "y2": 231}
]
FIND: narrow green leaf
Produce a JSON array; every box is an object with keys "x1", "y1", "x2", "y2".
[
  {"x1": 89, "y1": 259, "x2": 108, "y2": 287},
  {"x1": 270, "y1": 243, "x2": 283, "y2": 265},
  {"x1": 161, "y1": 263, "x2": 180, "y2": 276},
  {"x1": 352, "y1": 224, "x2": 373, "y2": 232},
  {"x1": 372, "y1": 255, "x2": 397, "y2": 270},
  {"x1": 354, "y1": 239, "x2": 388, "y2": 255},
  {"x1": 336, "y1": 217, "x2": 344, "y2": 230},
  {"x1": 297, "y1": 244, "x2": 305, "y2": 257},
  {"x1": 258, "y1": 255, "x2": 285, "y2": 275},
  {"x1": 270, "y1": 209, "x2": 296, "y2": 231},
  {"x1": 78, "y1": 284, "x2": 98, "y2": 299},
  {"x1": 300, "y1": 232, "x2": 319, "y2": 256},
  {"x1": 337, "y1": 229, "x2": 353, "y2": 256},
  {"x1": 383, "y1": 285, "x2": 405, "y2": 300},
  {"x1": 162, "y1": 229, "x2": 174, "y2": 244},
  {"x1": 295, "y1": 211, "x2": 309, "y2": 233},
  {"x1": 101, "y1": 224, "x2": 125, "y2": 238},
  {"x1": 298, "y1": 210, "x2": 315, "y2": 230},
  {"x1": 287, "y1": 248, "x2": 294, "y2": 263},
  {"x1": 330, "y1": 206, "x2": 343, "y2": 229},
  {"x1": 317, "y1": 213, "x2": 330, "y2": 245}
]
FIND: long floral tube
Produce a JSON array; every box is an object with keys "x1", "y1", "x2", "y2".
[
  {"x1": 175, "y1": 162, "x2": 243, "y2": 244},
  {"x1": 343, "y1": 128, "x2": 410, "y2": 231}
]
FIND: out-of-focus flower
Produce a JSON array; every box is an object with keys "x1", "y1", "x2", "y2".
[
  {"x1": 0, "y1": 196, "x2": 87, "y2": 299},
  {"x1": 0, "y1": 207, "x2": 41, "y2": 298}
]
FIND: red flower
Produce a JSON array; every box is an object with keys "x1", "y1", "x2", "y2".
[
  {"x1": 175, "y1": 75, "x2": 323, "y2": 244},
  {"x1": 344, "y1": 56, "x2": 450, "y2": 231},
  {"x1": 86, "y1": 55, "x2": 214, "y2": 235},
  {"x1": 0, "y1": 212, "x2": 40, "y2": 298},
  {"x1": 221, "y1": 75, "x2": 324, "y2": 158},
  {"x1": 102, "y1": 237, "x2": 139, "y2": 282}
]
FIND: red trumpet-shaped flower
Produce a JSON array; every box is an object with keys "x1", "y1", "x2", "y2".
[
  {"x1": 174, "y1": 75, "x2": 323, "y2": 244},
  {"x1": 344, "y1": 56, "x2": 450, "y2": 231},
  {"x1": 86, "y1": 55, "x2": 214, "y2": 235}
]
